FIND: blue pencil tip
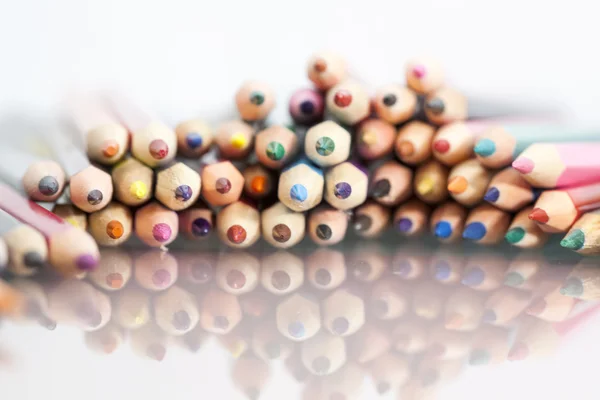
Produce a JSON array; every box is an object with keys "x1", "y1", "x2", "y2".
[
  {"x1": 483, "y1": 187, "x2": 500, "y2": 203},
  {"x1": 473, "y1": 138, "x2": 496, "y2": 157},
  {"x1": 434, "y1": 261, "x2": 451, "y2": 281},
  {"x1": 434, "y1": 221, "x2": 452, "y2": 239},
  {"x1": 462, "y1": 267, "x2": 485, "y2": 286},
  {"x1": 463, "y1": 222, "x2": 487, "y2": 241},
  {"x1": 290, "y1": 184, "x2": 308, "y2": 202},
  {"x1": 186, "y1": 132, "x2": 203, "y2": 149}
]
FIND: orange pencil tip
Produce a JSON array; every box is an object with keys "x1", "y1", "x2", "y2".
[
  {"x1": 397, "y1": 141, "x2": 415, "y2": 157},
  {"x1": 251, "y1": 176, "x2": 267, "y2": 194},
  {"x1": 447, "y1": 176, "x2": 468, "y2": 194}
]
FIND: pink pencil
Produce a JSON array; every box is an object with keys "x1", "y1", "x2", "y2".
[{"x1": 512, "y1": 142, "x2": 600, "y2": 188}]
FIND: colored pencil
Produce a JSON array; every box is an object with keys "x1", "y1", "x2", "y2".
[
  {"x1": 392, "y1": 316, "x2": 430, "y2": 354},
  {"x1": 84, "y1": 323, "x2": 124, "y2": 355},
  {"x1": 322, "y1": 286, "x2": 365, "y2": 336},
  {"x1": 242, "y1": 164, "x2": 277, "y2": 200},
  {"x1": 0, "y1": 148, "x2": 66, "y2": 202},
  {"x1": 347, "y1": 321, "x2": 391, "y2": 364},
  {"x1": 484, "y1": 167, "x2": 538, "y2": 212},
  {"x1": 254, "y1": 125, "x2": 298, "y2": 170},
  {"x1": 507, "y1": 316, "x2": 560, "y2": 361},
  {"x1": 405, "y1": 57, "x2": 445, "y2": 94},
  {"x1": 306, "y1": 248, "x2": 347, "y2": 290},
  {"x1": 106, "y1": 93, "x2": 177, "y2": 167},
  {"x1": 560, "y1": 209, "x2": 600, "y2": 254},
  {"x1": 278, "y1": 158, "x2": 324, "y2": 212},
  {"x1": 129, "y1": 323, "x2": 168, "y2": 361},
  {"x1": 251, "y1": 318, "x2": 293, "y2": 361},
  {"x1": 0, "y1": 183, "x2": 99, "y2": 276},
  {"x1": 429, "y1": 249, "x2": 465, "y2": 284},
  {"x1": 348, "y1": 243, "x2": 388, "y2": 282},
  {"x1": 413, "y1": 159, "x2": 449, "y2": 204},
  {"x1": 177, "y1": 250, "x2": 216, "y2": 285},
  {"x1": 301, "y1": 331, "x2": 346, "y2": 376},
  {"x1": 111, "y1": 157, "x2": 153, "y2": 207},
  {"x1": 261, "y1": 202, "x2": 305, "y2": 248},
  {"x1": 0, "y1": 210, "x2": 47, "y2": 276},
  {"x1": 304, "y1": 120, "x2": 351, "y2": 167},
  {"x1": 289, "y1": 88, "x2": 324, "y2": 125},
  {"x1": 276, "y1": 292, "x2": 321, "y2": 342},
  {"x1": 512, "y1": 142, "x2": 600, "y2": 188},
  {"x1": 214, "y1": 120, "x2": 255, "y2": 159},
  {"x1": 527, "y1": 285, "x2": 576, "y2": 322},
  {"x1": 559, "y1": 259, "x2": 600, "y2": 299},
  {"x1": 112, "y1": 285, "x2": 151, "y2": 330},
  {"x1": 231, "y1": 356, "x2": 271, "y2": 400},
  {"x1": 462, "y1": 204, "x2": 511, "y2": 244},
  {"x1": 355, "y1": 118, "x2": 396, "y2": 160},
  {"x1": 178, "y1": 202, "x2": 214, "y2": 240},
  {"x1": 483, "y1": 286, "x2": 531, "y2": 325},
  {"x1": 426, "y1": 327, "x2": 471, "y2": 360},
  {"x1": 155, "y1": 162, "x2": 201, "y2": 211},
  {"x1": 52, "y1": 204, "x2": 88, "y2": 230},
  {"x1": 134, "y1": 201, "x2": 178, "y2": 249},
  {"x1": 69, "y1": 165, "x2": 113, "y2": 213},
  {"x1": 391, "y1": 244, "x2": 430, "y2": 279},
  {"x1": 503, "y1": 252, "x2": 544, "y2": 290},
  {"x1": 217, "y1": 200, "x2": 261, "y2": 249},
  {"x1": 88, "y1": 202, "x2": 133, "y2": 246},
  {"x1": 68, "y1": 93, "x2": 129, "y2": 165},
  {"x1": 447, "y1": 159, "x2": 492, "y2": 207},
  {"x1": 373, "y1": 84, "x2": 418, "y2": 125},
  {"x1": 200, "y1": 160, "x2": 244, "y2": 206},
  {"x1": 325, "y1": 80, "x2": 370, "y2": 125},
  {"x1": 369, "y1": 354, "x2": 410, "y2": 395},
  {"x1": 307, "y1": 52, "x2": 347, "y2": 91},
  {"x1": 260, "y1": 251, "x2": 304, "y2": 295},
  {"x1": 395, "y1": 121, "x2": 435, "y2": 166},
  {"x1": 430, "y1": 201, "x2": 467, "y2": 243},
  {"x1": 432, "y1": 120, "x2": 496, "y2": 166},
  {"x1": 474, "y1": 122, "x2": 598, "y2": 169},
  {"x1": 412, "y1": 281, "x2": 451, "y2": 320},
  {"x1": 505, "y1": 206, "x2": 549, "y2": 248},
  {"x1": 468, "y1": 326, "x2": 510, "y2": 366},
  {"x1": 235, "y1": 81, "x2": 276, "y2": 122},
  {"x1": 370, "y1": 280, "x2": 409, "y2": 320},
  {"x1": 461, "y1": 253, "x2": 508, "y2": 291},
  {"x1": 307, "y1": 206, "x2": 349, "y2": 246},
  {"x1": 528, "y1": 181, "x2": 600, "y2": 233},
  {"x1": 175, "y1": 118, "x2": 213, "y2": 157},
  {"x1": 200, "y1": 288, "x2": 242, "y2": 334},
  {"x1": 88, "y1": 249, "x2": 132, "y2": 291},
  {"x1": 351, "y1": 200, "x2": 390, "y2": 238},
  {"x1": 10, "y1": 279, "x2": 56, "y2": 329},
  {"x1": 47, "y1": 279, "x2": 111, "y2": 331},
  {"x1": 324, "y1": 161, "x2": 368, "y2": 210},
  {"x1": 369, "y1": 160, "x2": 413, "y2": 206},
  {"x1": 153, "y1": 285, "x2": 199, "y2": 336},
  {"x1": 393, "y1": 198, "x2": 430, "y2": 237},
  {"x1": 443, "y1": 286, "x2": 485, "y2": 331},
  {"x1": 133, "y1": 250, "x2": 178, "y2": 291},
  {"x1": 424, "y1": 87, "x2": 467, "y2": 125}
]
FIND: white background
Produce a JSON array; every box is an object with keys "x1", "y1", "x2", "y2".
[{"x1": 1, "y1": 0, "x2": 600, "y2": 399}]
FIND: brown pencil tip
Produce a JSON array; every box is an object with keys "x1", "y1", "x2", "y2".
[
  {"x1": 528, "y1": 208, "x2": 549, "y2": 224},
  {"x1": 397, "y1": 140, "x2": 415, "y2": 157}
]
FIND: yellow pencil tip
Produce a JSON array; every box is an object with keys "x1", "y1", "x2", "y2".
[
  {"x1": 416, "y1": 177, "x2": 434, "y2": 195},
  {"x1": 65, "y1": 217, "x2": 81, "y2": 229},
  {"x1": 130, "y1": 181, "x2": 148, "y2": 200},
  {"x1": 361, "y1": 130, "x2": 377, "y2": 145},
  {"x1": 230, "y1": 133, "x2": 247, "y2": 149}
]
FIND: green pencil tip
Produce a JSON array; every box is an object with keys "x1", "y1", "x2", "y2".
[
  {"x1": 505, "y1": 227, "x2": 525, "y2": 244},
  {"x1": 560, "y1": 277, "x2": 584, "y2": 298},
  {"x1": 504, "y1": 272, "x2": 525, "y2": 287},
  {"x1": 474, "y1": 138, "x2": 496, "y2": 157},
  {"x1": 560, "y1": 229, "x2": 585, "y2": 250}
]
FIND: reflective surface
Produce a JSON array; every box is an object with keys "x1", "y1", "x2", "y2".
[{"x1": 1, "y1": 235, "x2": 600, "y2": 400}]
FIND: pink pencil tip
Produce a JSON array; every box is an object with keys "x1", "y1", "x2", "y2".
[
  {"x1": 512, "y1": 157, "x2": 535, "y2": 174},
  {"x1": 412, "y1": 65, "x2": 426, "y2": 79}
]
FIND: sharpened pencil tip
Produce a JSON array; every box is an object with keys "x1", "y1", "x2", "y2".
[
  {"x1": 561, "y1": 229, "x2": 585, "y2": 250},
  {"x1": 560, "y1": 277, "x2": 584, "y2": 298},
  {"x1": 512, "y1": 157, "x2": 534, "y2": 174},
  {"x1": 528, "y1": 208, "x2": 549, "y2": 224},
  {"x1": 484, "y1": 187, "x2": 500, "y2": 203},
  {"x1": 474, "y1": 138, "x2": 496, "y2": 157},
  {"x1": 447, "y1": 176, "x2": 468, "y2": 194},
  {"x1": 505, "y1": 227, "x2": 526, "y2": 244}
]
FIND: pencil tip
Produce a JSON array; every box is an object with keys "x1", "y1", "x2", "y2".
[
  {"x1": 469, "y1": 349, "x2": 491, "y2": 366},
  {"x1": 230, "y1": 133, "x2": 247, "y2": 149},
  {"x1": 447, "y1": 176, "x2": 468, "y2": 194},
  {"x1": 371, "y1": 179, "x2": 391, "y2": 198},
  {"x1": 462, "y1": 222, "x2": 487, "y2": 241},
  {"x1": 560, "y1": 229, "x2": 585, "y2": 250},
  {"x1": 146, "y1": 343, "x2": 166, "y2": 361},
  {"x1": 462, "y1": 267, "x2": 485, "y2": 287},
  {"x1": 416, "y1": 177, "x2": 434, "y2": 195},
  {"x1": 560, "y1": 277, "x2": 584, "y2": 298},
  {"x1": 505, "y1": 227, "x2": 526, "y2": 244},
  {"x1": 76, "y1": 254, "x2": 98, "y2": 271},
  {"x1": 397, "y1": 140, "x2": 415, "y2": 157},
  {"x1": 395, "y1": 218, "x2": 413, "y2": 234},
  {"x1": 504, "y1": 272, "x2": 525, "y2": 287},
  {"x1": 433, "y1": 139, "x2": 450, "y2": 154},
  {"x1": 512, "y1": 157, "x2": 534, "y2": 174},
  {"x1": 412, "y1": 64, "x2": 426, "y2": 78},
  {"x1": 434, "y1": 221, "x2": 453, "y2": 239},
  {"x1": 528, "y1": 208, "x2": 549, "y2": 224},
  {"x1": 433, "y1": 260, "x2": 451, "y2": 281},
  {"x1": 444, "y1": 313, "x2": 464, "y2": 329},
  {"x1": 425, "y1": 98, "x2": 445, "y2": 115},
  {"x1": 527, "y1": 299, "x2": 547, "y2": 316},
  {"x1": 482, "y1": 309, "x2": 497, "y2": 323},
  {"x1": 484, "y1": 187, "x2": 500, "y2": 203},
  {"x1": 508, "y1": 342, "x2": 529, "y2": 361},
  {"x1": 474, "y1": 138, "x2": 496, "y2": 157}
]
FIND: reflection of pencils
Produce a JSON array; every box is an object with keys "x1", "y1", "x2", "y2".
[{"x1": 0, "y1": 183, "x2": 99, "y2": 276}]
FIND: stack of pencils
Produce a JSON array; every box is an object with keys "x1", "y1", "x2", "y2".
[{"x1": 1, "y1": 51, "x2": 599, "y2": 279}]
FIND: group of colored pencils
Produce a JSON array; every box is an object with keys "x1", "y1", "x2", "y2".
[
  {"x1": 1, "y1": 242, "x2": 598, "y2": 399},
  {"x1": 1, "y1": 51, "x2": 600, "y2": 280}
]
